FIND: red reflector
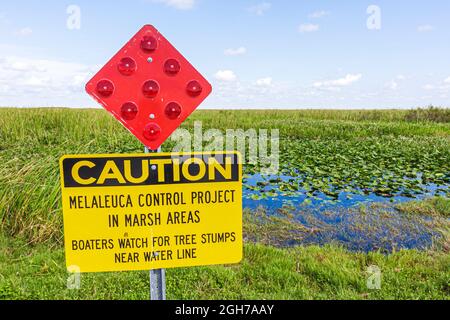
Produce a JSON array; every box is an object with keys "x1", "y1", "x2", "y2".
[
  {"x1": 118, "y1": 57, "x2": 136, "y2": 76},
  {"x1": 96, "y1": 80, "x2": 114, "y2": 97},
  {"x1": 165, "y1": 102, "x2": 182, "y2": 119},
  {"x1": 186, "y1": 80, "x2": 202, "y2": 97},
  {"x1": 143, "y1": 123, "x2": 161, "y2": 141},
  {"x1": 84, "y1": 25, "x2": 213, "y2": 150},
  {"x1": 120, "y1": 102, "x2": 138, "y2": 120},
  {"x1": 142, "y1": 80, "x2": 159, "y2": 98},
  {"x1": 141, "y1": 36, "x2": 158, "y2": 53},
  {"x1": 164, "y1": 59, "x2": 180, "y2": 76}
]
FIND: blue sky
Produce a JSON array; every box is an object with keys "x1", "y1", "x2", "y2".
[{"x1": 0, "y1": 0, "x2": 449, "y2": 108}]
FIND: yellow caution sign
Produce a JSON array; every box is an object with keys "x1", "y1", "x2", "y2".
[{"x1": 59, "y1": 151, "x2": 242, "y2": 273}]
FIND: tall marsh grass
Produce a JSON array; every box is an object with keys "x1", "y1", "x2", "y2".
[{"x1": 0, "y1": 107, "x2": 448, "y2": 243}]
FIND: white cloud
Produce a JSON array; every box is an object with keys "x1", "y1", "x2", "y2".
[
  {"x1": 313, "y1": 74, "x2": 362, "y2": 88},
  {"x1": 0, "y1": 55, "x2": 95, "y2": 107},
  {"x1": 308, "y1": 10, "x2": 330, "y2": 19},
  {"x1": 248, "y1": 2, "x2": 271, "y2": 16},
  {"x1": 152, "y1": 0, "x2": 195, "y2": 10},
  {"x1": 214, "y1": 70, "x2": 237, "y2": 82},
  {"x1": 298, "y1": 23, "x2": 319, "y2": 33},
  {"x1": 207, "y1": 77, "x2": 428, "y2": 109},
  {"x1": 256, "y1": 77, "x2": 273, "y2": 86},
  {"x1": 417, "y1": 25, "x2": 434, "y2": 32},
  {"x1": 14, "y1": 27, "x2": 33, "y2": 37},
  {"x1": 224, "y1": 47, "x2": 247, "y2": 56},
  {"x1": 421, "y1": 77, "x2": 450, "y2": 92}
]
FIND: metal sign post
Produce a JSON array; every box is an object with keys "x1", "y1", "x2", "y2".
[
  {"x1": 150, "y1": 267, "x2": 166, "y2": 300},
  {"x1": 144, "y1": 146, "x2": 166, "y2": 300}
]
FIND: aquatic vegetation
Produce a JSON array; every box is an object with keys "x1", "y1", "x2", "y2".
[
  {"x1": 243, "y1": 203, "x2": 449, "y2": 253},
  {"x1": 245, "y1": 137, "x2": 449, "y2": 204}
]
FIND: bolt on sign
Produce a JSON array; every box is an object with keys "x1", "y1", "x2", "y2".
[
  {"x1": 85, "y1": 24, "x2": 212, "y2": 150},
  {"x1": 59, "y1": 152, "x2": 242, "y2": 272}
]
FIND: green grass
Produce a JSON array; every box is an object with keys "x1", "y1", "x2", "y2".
[
  {"x1": 0, "y1": 107, "x2": 449, "y2": 300},
  {"x1": 1, "y1": 233, "x2": 448, "y2": 300},
  {"x1": 397, "y1": 197, "x2": 450, "y2": 218},
  {"x1": 0, "y1": 193, "x2": 448, "y2": 300},
  {"x1": 1, "y1": 108, "x2": 448, "y2": 243}
]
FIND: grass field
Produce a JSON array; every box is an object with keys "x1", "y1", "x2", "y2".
[
  {"x1": 1, "y1": 234, "x2": 449, "y2": 300},
  {"x1": 0, "y1": 107, "x2": 449, "y2": 300}
]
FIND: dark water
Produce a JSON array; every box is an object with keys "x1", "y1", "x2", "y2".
[
  {"x1": 243, "y1": 174, "x2": 448, "y2": 210},
  {"x1": 243, "y1": 174, "x2": 448, "y2": 252}
]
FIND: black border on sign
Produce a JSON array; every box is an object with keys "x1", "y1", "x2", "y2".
[{"x1": 59, "y1": 151, "x2": 242, "y2": 188}]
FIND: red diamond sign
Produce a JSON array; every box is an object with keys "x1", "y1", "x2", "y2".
[{"x1": 85, "y1": 25, "x2": 212, "y2": 150}]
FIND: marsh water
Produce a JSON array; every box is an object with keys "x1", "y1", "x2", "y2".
[{"x1": 243, "y1": 174, "x2": 448, "y2": 252}]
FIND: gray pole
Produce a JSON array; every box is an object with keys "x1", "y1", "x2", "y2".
[{"x1": 145, "y1": 146, "x2": 167, "y2": 300}]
